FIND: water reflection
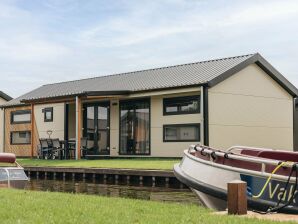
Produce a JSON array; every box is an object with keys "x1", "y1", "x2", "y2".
[{"x1": 26, "y1": 179, "x2": 199, "y2": 205}]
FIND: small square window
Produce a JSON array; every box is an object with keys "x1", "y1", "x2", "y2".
[
  {"x1": 10, "y1": 131, "x2": 31, "y2": 145},
  {"x1": 43, "y1": 107, "x2": 53, "y2": 122},
  {"x1": 163, "y1": 124, "x2": 200, "y2": 142}
]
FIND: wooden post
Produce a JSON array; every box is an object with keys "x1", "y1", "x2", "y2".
[
  {"x1": 227, "y1": 180, "x2": 247, "y2": 215},
  {"x1": 75, "y1": 96, "x2": 82, "y2": 160},
  {"x1": 30, "y1": 104, "x2": 35, "y2": 158}
]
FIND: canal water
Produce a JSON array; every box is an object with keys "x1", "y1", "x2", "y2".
[{"x1": 25, "y1": 178, "x2": 199, "y2": 205}]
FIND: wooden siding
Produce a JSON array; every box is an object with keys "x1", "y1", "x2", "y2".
[{"x1": 4, "y1": 106, "x2": 39, "y2": 157}]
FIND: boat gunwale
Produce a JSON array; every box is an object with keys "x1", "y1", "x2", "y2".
[
  {"x1": 190, "y1": 145, "x2": 295, "y2": 167},
  {"x1": 183, "y1": 149, "x2": 297, "y2": 182}
]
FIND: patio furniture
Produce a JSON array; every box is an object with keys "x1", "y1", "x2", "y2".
[
  {"x1": 39, "y1": 139, "x2": 54, "y2": 160},
  {"x1": 81, "y1": 137, "x2": 93, "y2": 158},
  {"x1": 51, "y1": 138, "x2": 65, "y2": 160},
  {"x1": 67, "y1": 139, "x2": 76, "y2": 159}
]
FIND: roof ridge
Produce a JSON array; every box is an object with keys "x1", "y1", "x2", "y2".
[{"x1": 43, "y1": 53, "x2": 256, "y2": 87}]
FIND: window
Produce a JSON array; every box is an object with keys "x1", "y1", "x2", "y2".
[
  {"x1": 43, "y1": 107, "x2": 53, "y2": 122},
  {"x1": 163, "y1": 124, "x2": 200, "y2": 142},
  {"x1": 11, "y1": 110, "x2": 31, "y2": 124},
  {"x1": 163, "y1": 95, "x2": 200, "y2": 115},
  {"x1": 10, "y1": 131, "x2": 31, "y2": 145},
  {"x1": 119, "y1": 99, "x2": 150, "y2": 155}
]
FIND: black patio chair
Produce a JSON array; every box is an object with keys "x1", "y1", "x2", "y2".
[
  {"x1": 66, "y1": 140, "x2": 76, "y2": 159},
  {"x1": 81, "y1": 137, "x2": 93, "y2": 158},
  {"x1": 51, "y1": 138, "x2": 65, "y2": 160},
  {"x1": 39, "y1": 139, "x2": 54, "y2": 160}
]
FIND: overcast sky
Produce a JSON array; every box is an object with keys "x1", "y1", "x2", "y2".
[{"x1": 0, "y1": 0, "x2": 297, "y2": 98}]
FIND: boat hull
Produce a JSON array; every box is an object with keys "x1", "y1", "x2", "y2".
[{"x1": 174, "y1": 151, "x2": 298, "y2": 214}]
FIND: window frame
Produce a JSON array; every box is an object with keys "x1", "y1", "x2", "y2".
[
  {"x1": 119, "y1": 98, "x2": 151, "y2": 156},
  {"x1": 163, "y1": 123, "x2": 200, "y2": 142},
  {"x1": 163, "y1": 95, "x2": 200, "y2": 116},
  {"x1": 10, "y1": 110, "x2": 31, "y2": 124},
  {"x1": 43, "y1": 107, "x2": 53, "y2": 122},
  {"x1": 10, "y1": 131, "x2": 31, "y2": 145}
]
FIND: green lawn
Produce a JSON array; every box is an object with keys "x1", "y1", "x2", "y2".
[
  {"x1": 17, "y1": 158, "x2": 180, "y2": 170},
  {"x1": 0, "y1": 189, "x2": 290, "y2": 224}
]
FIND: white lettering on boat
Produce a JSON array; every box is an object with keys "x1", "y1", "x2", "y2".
[{"x1": 268, "y1": 182, "x2": 297, "y2": 203}]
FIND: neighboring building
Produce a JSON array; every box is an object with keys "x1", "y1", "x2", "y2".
[
  {"x1": 1, "y1": 53, "x2": 298, "y2": 158},
  {"x1": 0, "y1": 91, "x2": 13, "y2": 152}
]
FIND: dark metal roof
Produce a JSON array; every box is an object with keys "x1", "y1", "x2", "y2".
[
  {"x1": 0, "y1": 91, "x2": 12, "y2": 101},
  {"x1": 3, "y1": 53, "x2": 297, "y2": 107}
]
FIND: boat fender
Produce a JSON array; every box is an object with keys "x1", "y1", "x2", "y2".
[
  {"x1": 210, "y1": 151, "x2": 217, "y2": 160},
  {"x1": 224, "y1": 153, "x2": 230, "y2": 159},
  {"x1": 200, "y1": 148, "x2": 207, "y2": 156}
]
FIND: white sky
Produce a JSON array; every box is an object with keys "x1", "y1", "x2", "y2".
[{"x1": 0, "y1": 0, "x2": 297, "y2": 98}]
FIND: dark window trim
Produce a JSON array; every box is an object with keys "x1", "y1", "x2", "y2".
[
  {"x1": 163, "y1": 95, "x2": 200, "y2": 116},
  {"x1": 10, "y1": 110, "x2": 31, "y2": 124},
  {"x1": 119, "y1": 97, "x2": 151, "y2": 156},
  {"x1": 163, "y1": 123, "x2": 200, "y2": 142},
  {"x1": 82, "y1": 101, "x2": 110, "y2": 155},
  {"x1": 43, "y1": 107, "x2": 53, "y2": 122},
  {"x1": 10, "y1": 130, "x2": 31, "y2": 145}
]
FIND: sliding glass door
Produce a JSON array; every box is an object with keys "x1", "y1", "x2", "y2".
[
  {"x1": 120, "y1": 99, "x2": 150, "y2": 155},
  {"x1": 83, "y1": 102, "x2": 110, "y2": 155}
]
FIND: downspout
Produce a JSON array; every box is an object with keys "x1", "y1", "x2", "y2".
[
  {"x1": 200, "y1": 86, "x2": 204, "y2": 144},
  {"x1": 294, "y1": 98, "x2": 298, "y2": 151},
  {"x1": 2, "y1": 108, "x2": 5, "y2": 153},
  {"x1": 75, "y1": 96, "x2": 79, "y2": 160},
  {"x1": 203, "y1": 85, "x2": 209, "y2": 146}
]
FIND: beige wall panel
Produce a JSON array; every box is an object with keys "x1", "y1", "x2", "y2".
[
  {"x1": 0, "y1": 98, "x2": 7, "y2": 105},
  {"x1": 34, "y1": 103, "x2": 65, "y2": 139},
  {"x1": 151, "y1": 127, "x2": 198, "y2": 157},
  {"x1": 68, "y1": 103, "x2": 76, "y2": 139},
  {"x1": 150, "y1": 92, "x2": 202, "y2": 157},
  {"x1": 110, "y1": 99, "x2": 119, "y2": 156},
  {"x1": 209, "y1": 93, "x2": 292, "y2": 128},
  {"x1": 209, "y1": 63, "x2": 294, "y2": 151},
  {"x1": 210, "y1": 64, "x2": 291, "y2": 99},
  {"x1": 110, "y1": 129, "x2": 119, "y2": 156},
  {"x1": 209, "y1": 125, "x2": 293, "y2": 150}
]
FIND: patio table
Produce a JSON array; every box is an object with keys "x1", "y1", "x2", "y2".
[{"x1": 59, "y1": 140, "x2": 76, "y2": 160}]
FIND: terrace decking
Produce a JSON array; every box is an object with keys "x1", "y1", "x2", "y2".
[{"x1": 24, "y1": 166, "x2": 186, "y2": 189}]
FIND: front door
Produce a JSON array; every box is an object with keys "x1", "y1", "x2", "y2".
[{"x1": 83, "y1": 102, "x2": 110, "y2": 155}]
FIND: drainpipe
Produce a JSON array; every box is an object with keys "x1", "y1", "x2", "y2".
[
  {"x1": 2, "y1": 108, "x2": 5, "y2": 153},
  {"x1": 200, "y1": 86, "x2": 204, "y2": 145},
  {"x1": 75, "y1": 96, "x2": 79, "y2": 160},
  {"x1": 203, "y1": 85, "x2": 209, "y2": 146}
]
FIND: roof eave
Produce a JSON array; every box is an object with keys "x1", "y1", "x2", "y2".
[
  {"x1": 20, "y1": 90, "x2": 132, "y2": 104},
  {"x1": 0, "y1": 91, "x2": 13, "y2": 101}
]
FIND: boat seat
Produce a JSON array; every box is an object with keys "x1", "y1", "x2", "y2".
[
  {"x1": 240, "y1": 149, "x2": 263, "y2": 157},
  {"x1": 257, "y1": 151, "x2": 298, "y2": 163}
]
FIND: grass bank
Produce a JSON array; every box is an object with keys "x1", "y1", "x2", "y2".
[
  {"x1": 17, "y1": 158, "x2": 180, "y2": 170},
  {"x1": 0, "y1": 189, "x2": 288, "y2": 224}
]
